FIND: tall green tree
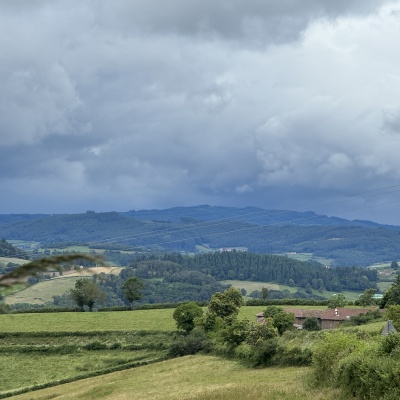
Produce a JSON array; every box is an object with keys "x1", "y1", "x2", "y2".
[
  {"x1": 122, "y1": 276, "x2": 144, "y2": 308},
  {"x1": 208, "y1": 287, "x2": 244, "y2": 320},
  {"x1": 381, "y1": 275, "x2": 400, "y2": 308},
  {"x1": 68, "y1": 278, "x2": 105, "y2": 311},
  {"x1": 358, "y1": 288, "x2": 377, "y2": 306},
  {"x1": 264, "y1": 306, "x2": 295, "y2": 335},
  {"x1": 385, "y1": 305, "x2": 400, "y2": 329},
  {"x1": 173, "y1": 302, "x2": 204, "y2": 333},
  {"x1": 327, "y1": 293, "x2": 347, "y2": 308},
  {"x1": 391, "y1": 261, "x2": 399, "y2": 270}
]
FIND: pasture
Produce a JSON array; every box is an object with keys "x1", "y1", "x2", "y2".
[
  {"x1": 0, "y1": 257, "x2": 27, "y2": 266},
  {"x1": 224, "y1": 279, "x2": 363, "y2": 301},
  {"x1": 0, "y1": 330, "x2": 172, "y2": 397},
  {"x1": 0, "y1": 309, "x2": 176, "y2": 332},
  {"x1": 6, "y1": 355, "x2": 344, "y2": 400},
  {"x1": 4, "y1": 266, "x2": 123, "y2": 305},
  {"x1": 5, "y1": 277, "x2": 81, "y2": 305},
  {"x1": 0, "y1": 305, "x2": 386, "y2": 399}
]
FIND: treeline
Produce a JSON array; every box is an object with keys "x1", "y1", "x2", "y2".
[
  {"x1": 52, "y1": 268, "x2": 228, "y2": 308},
  {"x1": 0, "y1": 239, "x2": 23, "y2": 257},
  {"x1": 129, "y1": 251, "x2": 378, "y2": 292}
]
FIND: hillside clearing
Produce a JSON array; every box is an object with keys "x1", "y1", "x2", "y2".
[
  {"x1": 4, "y1": 266, "x2": 124, "y2": 305},
  {"x1": 0, "y1": 257, "x2": 27, "y2": 265}
]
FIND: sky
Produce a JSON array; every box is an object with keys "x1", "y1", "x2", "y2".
[{"x1": 1, "y1": 0, "x2": 400, "y2": 224}]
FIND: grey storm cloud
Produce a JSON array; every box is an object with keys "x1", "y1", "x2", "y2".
[
  {"x1": 102, "y1": 0, "x2": 388, "y2": 43},
  {"x1": 1, "y1": 0, "x2": 400, "y2": 223}
]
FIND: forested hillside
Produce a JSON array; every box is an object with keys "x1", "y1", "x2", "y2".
[
  {"x1": 0, "y1": 238, "x2": 23, "y2": 257},
  {"x1": 0, "y1": 206, "x2": 399, "y2": 266},
  {"x1": 50, "y1": 251, "x2": 377, "y2": 308},
  {"x1": 129, "y1": 251, "x2": 378, "y2": 292}
]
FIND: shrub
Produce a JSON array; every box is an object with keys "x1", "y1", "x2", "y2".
[
  {"x1": 0, "y1": 303, "x2": 10, "y2": 314},
  {"x1": 273, "y1": 345, "x2": 312, "y2": 366},
  {"x1": 380, "y1": 332, "x2": 400, "y2": 355},
  {"x1": 249, "y1": 338, "x2": 279, "y2": 367},
  {"x1": 302, "y1": 317, "x2": 321, "y2": 331},
  {"x1": 168, "y1": 331, "x2": 212, "y2": 357},
  {"x1": 84, "y1": 341, "x2": 108, "y2": 350},
  {"x1": 312, "y1": 331, "x2": 366, "y2": 386},
  {"x1": 245, "y1": 320, "x2": 278, "y2": 345},
  {"x1": 336, "y1": 349, "x2": 400, "y2": 400}
]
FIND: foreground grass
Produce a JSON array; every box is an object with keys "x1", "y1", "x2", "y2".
[
  {"x1": 7, "y1": 355, "x2": 344, "y2": 400},
  {"x1": 0, "y1": 349, "x2": 161, "y2": 394},
  {"x1": 0, "y1": 330, "x2": 173, "y2": 395}
]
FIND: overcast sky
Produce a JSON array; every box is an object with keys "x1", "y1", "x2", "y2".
[{"x1": 1, "y1": 0, "x2": 400, "y2": 224}]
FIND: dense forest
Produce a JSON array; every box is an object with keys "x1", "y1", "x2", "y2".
[{"x1": 0, "y1": 206, "x2": 399, "y2": 266}]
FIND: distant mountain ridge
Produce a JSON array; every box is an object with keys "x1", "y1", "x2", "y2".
[
  {"x1": 123, "y1": 205, "x2": 397, "y2": 229},
  {"x1": 0, "y1": 205, "x2": 399, "y2": 266},
  {"x1": 0, "y1": 205, "x2": 397, "y2": 229}
]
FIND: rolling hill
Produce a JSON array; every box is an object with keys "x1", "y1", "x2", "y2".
[{"x1": 1, "y1": 206, "x2": 400, "y2": 266}]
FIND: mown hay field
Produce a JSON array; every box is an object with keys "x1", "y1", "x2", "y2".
[
  {"x1": 0, "y1": 329, "x2": 175, "y2": 396},
  {"x1": 4, "y1": 267, "x2": 123, "y2": 305},
  {"x1": 6, "y1": 355, "x2": 345, "y2": 400}
]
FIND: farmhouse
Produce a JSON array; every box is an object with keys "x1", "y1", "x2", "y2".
[{"x1": 256, "y1": 307, "x2": 376, "y2": 330}]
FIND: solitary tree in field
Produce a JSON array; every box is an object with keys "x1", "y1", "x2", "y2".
[
  {"x1": 69, "y1": 278, "x2": 105, "y2": 311},
  {"x1": 122, "y1": 277, "x2": 144, "y2": 308}
]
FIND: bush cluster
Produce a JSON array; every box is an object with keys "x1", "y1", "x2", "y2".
[
  {"x1": 311, "y1": 331, "x2": 400, "y2": 399},
  {"x1": 168, "y1": 289, "x2": 313, "y2": 369}
]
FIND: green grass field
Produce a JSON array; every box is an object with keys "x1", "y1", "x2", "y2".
[
  {"x1": 6, "y1": 355, "x2": 344, "y2": 400},
  {"x1": 0, "y1": 329, "x2": 173, "y2": 396},
  {"x1": 221, "y1": 280, "x2": 281, "y2": 292},
  {"x1": 224, "y1": 279, "x2": 363, "y2": 301},
  {"x1": 283, "y1": 252, "x2": 333, "y2": 266},
  {"x1": 0, "y1": 304, "x2": 387, "y2": 399},
  {"x1": 0, "y1": 309, "x2": 176, "y2": 332},
  {"x1": 0, "y1": 349, "x2": 162, "y2": 394},
  {"x1": 4, "y1": 266, "x2": 123, "y2": 305},
  {"x1": 0, "y1": 256, "x2": 27, "y2": 265},
  {"x1": 0, "y1": 305, "x2": 351, "y2": 334},
  {"x1": 5, "y1": 276, "x2": 82, "y2": 305}
]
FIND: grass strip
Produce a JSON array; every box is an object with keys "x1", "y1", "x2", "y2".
[{"x1": 0, "y1": 356, "x2": 166, "y2": 399}]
